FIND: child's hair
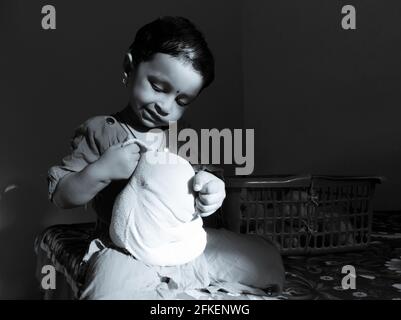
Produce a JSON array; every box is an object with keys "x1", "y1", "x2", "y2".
[{"x1": 123, "y1": 16, "x2": 215, "y2": 90}]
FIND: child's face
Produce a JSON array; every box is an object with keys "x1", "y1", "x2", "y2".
[{"x1": 128, "y1": 53, "x2": 204, "y2": 128}]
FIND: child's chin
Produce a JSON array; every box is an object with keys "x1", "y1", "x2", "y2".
[{"x1": 141, "y1": 117, "x2": 164, "y2": 128}]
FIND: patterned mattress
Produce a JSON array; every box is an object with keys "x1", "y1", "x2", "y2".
[{"x1": 34, "y1": 212, "x2": 401, "y2": 300}]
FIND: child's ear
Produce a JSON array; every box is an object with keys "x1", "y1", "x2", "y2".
[
  {"x1": 123, "y1": 52, "x2": 134, "y2": 75},
  {"x1": 122, "y1": 52, "x2": 134, "y2": 86},
  {"x1": 126, "y1": 52, "x2": 133, "y2": 66}
]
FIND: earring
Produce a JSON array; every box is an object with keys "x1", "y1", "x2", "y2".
[{"x1": 122, "y1": 72, "x2": 129, "y2": 86}]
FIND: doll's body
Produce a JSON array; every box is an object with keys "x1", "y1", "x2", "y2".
[{"x1": 110, "y1": 149, "x2": 207, "y2": 266}]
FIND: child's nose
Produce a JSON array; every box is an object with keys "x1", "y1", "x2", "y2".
[{"x1": 156, "y1": 96, "x2": 175, "y2": 116}]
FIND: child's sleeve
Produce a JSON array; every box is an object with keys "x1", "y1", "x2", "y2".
[{"x1": 47, "y1": 116, "x2": 128, "y2": 202}]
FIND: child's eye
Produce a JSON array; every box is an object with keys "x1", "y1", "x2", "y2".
[
  {"x1": 150, "y1": 82, "x2": 164, "y2": 92},
  {"x1": 177, "y1": 100, "x2": 189, "y2": 107}
]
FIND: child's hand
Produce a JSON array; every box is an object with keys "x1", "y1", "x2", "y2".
[
  {"x1": 193, "y1": 170, "x2": 226, "y2": 218},
  {"x1": 96, "y1": 139, "x2": 144, "y2": 181}
]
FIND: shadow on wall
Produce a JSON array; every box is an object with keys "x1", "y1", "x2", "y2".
[
  {"x1": 0, "y1": 178, "x2": 47, "y2": 299},
  {"x1": 0, "y1": 177, "x2": 95, "y2": 299}
]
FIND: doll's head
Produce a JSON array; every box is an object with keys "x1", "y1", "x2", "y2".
[{"x1": 123, "y1": 16, "x2": 215, "y2": 128}]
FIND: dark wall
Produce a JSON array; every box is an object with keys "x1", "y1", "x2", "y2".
[
  {"x1": 0, "y1": 0, "x2": 243, "y2": 299},
  {"x1": 242, "y1": 0, "x2": 401, "y2": 210}
]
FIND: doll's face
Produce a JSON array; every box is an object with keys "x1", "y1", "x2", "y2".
[{"x1": 128, "y1": 53, "x2": 204, "y2": 128}]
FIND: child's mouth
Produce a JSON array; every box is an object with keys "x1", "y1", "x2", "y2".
[{"x1": 142, "y1": 108, "x2": 164, "y2": 124}]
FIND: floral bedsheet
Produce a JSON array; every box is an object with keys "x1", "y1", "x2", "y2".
[{"x1": 279, "y1": 212, "x2": 401, "y2": 300}]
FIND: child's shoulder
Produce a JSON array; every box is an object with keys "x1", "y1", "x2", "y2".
[
  {"x1": 72, "y1": 114, "x2": 128, "y2": 153},
  {"x1": 79, "y1": 114, "x2": 121, "y2": 131}
]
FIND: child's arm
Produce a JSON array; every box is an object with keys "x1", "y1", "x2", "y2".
[
  {"x1": 52, "y1": 140, "x2": 141, "y2": 208},
  {"x1": 51, "y1": 159, "x2": 110, "y2": 209},
  {"x1": 48, "y1": 116, "x2": 141, "y2": 209}
]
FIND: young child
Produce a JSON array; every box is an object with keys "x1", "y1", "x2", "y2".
[{"x1": 48, "y1": 16, "x2": 284, "y2": 299}]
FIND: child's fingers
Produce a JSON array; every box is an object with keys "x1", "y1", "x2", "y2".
[
  {"x1": 198, "y1": 193, "x2": 224, "y2": 206},
  {"x1": 193, "y1": 171, "x2": 215, "y2": 192},
  {"x1": 195, "y1": 198, "x2": 218, "y2": 217},
  {"x1": 198, "y1": 179, "x2": 224, "y2": 195},
  {"x1": 121, "y1": 138, "x2": 150, "y2": 152},
  {"x1": 124, "y1": 143, "x2": 140, "y2": 153},
  {"x1": 130, "y1": 153, "x2": 140, "y2": 161},
  {"x1": 121, "y1": 138, "x2": 137, "y2": 148}
]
